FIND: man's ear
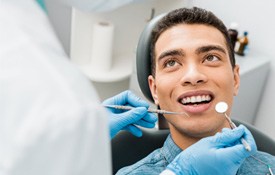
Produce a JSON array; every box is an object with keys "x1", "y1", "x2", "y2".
[
  {"x1": 233, "y1": 65, "x2": 240, "y2": 96},
  {"x1": 148, "y1": 75, "x2": 159, "y2": 105}
]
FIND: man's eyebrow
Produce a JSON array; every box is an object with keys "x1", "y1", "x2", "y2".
[
  {"x1": 195, "y1": 45, "x2": 226, "y2": 55},
  {"x1": 157, "y1": 49, "x2": 185, "y2": 61}
]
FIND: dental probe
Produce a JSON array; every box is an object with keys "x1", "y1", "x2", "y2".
[
  {"x1": 104, "y1": 105, "x2": 189, "y2": 117},
  {"x1": 215, "y1": 102, "x2": 251, "y2": 151}
]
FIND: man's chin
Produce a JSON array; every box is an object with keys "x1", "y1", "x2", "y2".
[{"x1": 171, "y1": 124, "x2": 221, "y2": 139}]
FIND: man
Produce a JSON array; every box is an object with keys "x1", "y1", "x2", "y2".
[{"x1": 117, "y1": 7, "x2": 275, "y2": 175}]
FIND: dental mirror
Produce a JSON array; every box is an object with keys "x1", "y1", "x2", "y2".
[
  {"x1": 215, "y1": 101, "x2": 228, "y2": 113},
  {"x1": 215, "y1": 101, "x2": 251, "y2": 151}
]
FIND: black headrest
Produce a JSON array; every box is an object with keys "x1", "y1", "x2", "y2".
[{"x1": 136, "y1": 14, "x2": 166, "y2": 103}]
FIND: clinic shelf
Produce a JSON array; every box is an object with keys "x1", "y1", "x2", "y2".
[
  {"x1": 77, "y1": 56, "x2": 133, "y2": 82},
  {"x1": 231, "y1": 52, "x2": 271, "y2": 124},
  {"x1": 235, "y1": 54, "x2": 270, "y2": 75}
]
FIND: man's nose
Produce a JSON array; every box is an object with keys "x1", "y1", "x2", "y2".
[{"x1": 180, "y1": 64, "x2": 207, "y2": 86}]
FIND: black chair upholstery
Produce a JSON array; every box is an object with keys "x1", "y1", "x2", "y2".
[
  {"x1": 111, "y1": 119, "x2": 275, "y2": 174},
  {"x1": 136, "y1": 13, "x2": 165, "y2": 103},
  {"x1": 111, "y1": 129, "x2": 169, "y2": 174}
]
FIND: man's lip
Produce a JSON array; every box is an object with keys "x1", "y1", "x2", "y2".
[{"x1": 182, "y1": 101, "x2": 213, "y2": 114}]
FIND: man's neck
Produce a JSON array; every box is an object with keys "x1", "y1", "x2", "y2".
[
  {"x1": 169, "y1": 127, "x2": 201, "y2": 150},
  {"x1": 169, "y1": 122, "x2": 230, "y2": 150}
]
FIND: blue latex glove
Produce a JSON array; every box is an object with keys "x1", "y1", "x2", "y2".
[
  {"x1": 103, "y1": 90, "x2": 158, "y2": 139},
  {"x1": 165, "y1": 125, "x2": 257, "y2": 175}
]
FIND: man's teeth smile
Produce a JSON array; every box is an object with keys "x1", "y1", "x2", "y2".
[{"x1": 181, "y1": 95, "x2": 212, "y2": 105}]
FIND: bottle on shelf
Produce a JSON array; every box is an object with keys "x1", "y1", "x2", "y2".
[
  {"x1": 235, "y1": 31, "x2": 249, "y2": 56},
  {"x1": 228, "y1": 22, "x2": 239, "y2": 49}
]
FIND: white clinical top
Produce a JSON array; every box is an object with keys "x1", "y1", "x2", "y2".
[{"x1": 0, "y1": 0, "x2": 111, "y2": 174}]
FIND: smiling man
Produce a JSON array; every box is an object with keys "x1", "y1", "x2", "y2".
[
  {"x1": 149, "y1": 20, "x2": 238, "y2": 149},
  {"x1": 116, "y1": 7, "x2": 275, "y2": 175}
]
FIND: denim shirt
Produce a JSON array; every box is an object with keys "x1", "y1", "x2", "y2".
[{"x1": 117, "y1": 135, "x2": 275, "y2": 175}]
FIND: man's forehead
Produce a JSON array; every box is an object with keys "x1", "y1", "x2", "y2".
[{"x1": 155, "y1": 24, "x2": 229, "y2": 56}]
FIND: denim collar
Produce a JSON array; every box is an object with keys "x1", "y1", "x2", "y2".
[{"x1": 161, "y1": 134, "x2": 182, "y2": 164}]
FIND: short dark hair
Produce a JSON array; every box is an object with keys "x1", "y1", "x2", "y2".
[{"x1": 150, "y1": 7, "x2": 235, "y2": 76}]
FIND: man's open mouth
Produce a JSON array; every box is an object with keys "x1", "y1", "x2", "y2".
[{"x1": 180, "y1": 94, "x2": 212, "y2": 105}]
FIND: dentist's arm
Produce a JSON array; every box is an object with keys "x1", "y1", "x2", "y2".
[
  {"x1": 102, "y1": 90, "x2": 157, "y2": 139},
  {"x1": 161, "y1": 125, "x2": 257, "y2": 175}
]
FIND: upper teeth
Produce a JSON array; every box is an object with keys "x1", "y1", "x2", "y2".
[{"x1": 181, "y1": 95, "x2": 211, "y2": 104}]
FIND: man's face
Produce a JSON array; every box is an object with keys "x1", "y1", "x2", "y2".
[{"x1": 148, "y1": 24, "x2": 240, "y2": 138}]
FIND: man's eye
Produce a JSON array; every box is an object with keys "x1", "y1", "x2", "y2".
[
  {"x1": 204, "y1": 55, "x2": 220, "y2": 62},
  {"x1": 164, "y1": 60, "x2": 178, "y2": 67}
]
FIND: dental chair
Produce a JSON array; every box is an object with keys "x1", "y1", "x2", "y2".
[{"x1": 111, "y1": 14, "x2": 275, "y2": 174}]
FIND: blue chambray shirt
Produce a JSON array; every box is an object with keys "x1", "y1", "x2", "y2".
[{"x1": 117, "y1": 135, "x2": 275, "y2": 175}]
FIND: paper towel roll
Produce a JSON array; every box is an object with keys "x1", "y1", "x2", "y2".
[{"x1": 90, "y1": 21, "x2": 114, "y2": 71}]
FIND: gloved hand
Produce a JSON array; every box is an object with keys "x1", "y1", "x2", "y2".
[
  {"x1": 163, "y1": 125, "x2": 257, "y2": 175},
  {"x1": 102, "y1": 90, "x2": 158, "y2": 139}
]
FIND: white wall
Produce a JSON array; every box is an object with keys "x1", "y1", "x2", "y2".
[{"x1": 191, "y1": 0, "x2": 275, "y2": 139}]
